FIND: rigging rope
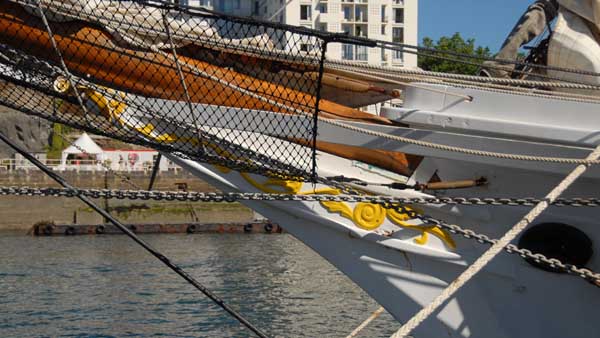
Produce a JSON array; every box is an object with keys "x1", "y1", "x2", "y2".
[
  {"x1": 319, "y1": 116, "x2": 600, "y2": 165},
  {"x1": 327, "y1": 59, "x2": 600, "y2": 93},
  {"x1": 125, "y1": 37, "x2": 600, "y2": 167},
  {"x1": 390, "y1": 144, "x2": 600, "y2": 338},
  {"x1": 8, "y1": 0, "x2": 600, "y2": 178},
  {"x1": 374, "y1": 38, "x2": 600, "y2": 78},
  {"x1": 328, "y1": 63, "x2": 600, "y2": 104},
  {"x1": 159, "y1": 10, "x2": 206, "y2": 154},
  {"x1": 0, "y1": 129, "x2": 273, "y2": 338},
  {"x1": 29, "y1": 3, "x2": 273, "y2": 336}
]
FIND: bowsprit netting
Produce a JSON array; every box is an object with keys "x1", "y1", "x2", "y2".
[{"x1": 0, "y1": 0, "x2": 328, "y2": 180}]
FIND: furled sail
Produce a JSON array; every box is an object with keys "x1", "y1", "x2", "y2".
[{"x1": 0, "y1": 0, "x2": 342, "y2": 180}]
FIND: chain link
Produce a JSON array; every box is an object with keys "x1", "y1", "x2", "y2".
[
  {"x1": 3, "y1": 186, "x2": 600, "y2": 207},
  {"x1": 417, "y1": 214, "x2": 600, "y2": 286},
  {"x1": 2, "y1": 185, "x2": 599, "y2": 286}
]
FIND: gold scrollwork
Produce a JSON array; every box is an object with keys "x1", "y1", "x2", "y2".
[
  {"x1": 353, "y1": 203, "x2": 386, "y2": 231},
  {"x1": 387, "y1": 207, "x2": 456, "y2": 249},
  {"x1": 320, "y1": 201, "x2": 455, "y2": 249},
  {"x1": 89, "y1": 88, "x2": 454, "y2": 249},
  {"x1": 241, "y1": 173, "x2": 304, "y2": 194},
  {"x1": 79, "y1": 86, "x2": 128, "y2": 124}
]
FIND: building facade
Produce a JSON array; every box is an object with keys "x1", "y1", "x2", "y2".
[{"x1": 181, "y1": 0, "x2": 418, "y2": 69}]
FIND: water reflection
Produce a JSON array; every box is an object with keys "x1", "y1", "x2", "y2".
[{"x1": 0, "y1": 233, "x2": 397, "y2": 337}]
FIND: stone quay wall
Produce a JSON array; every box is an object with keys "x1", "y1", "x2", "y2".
[{"x1": 0, "y1": 170, "x2": 254, "y2": 231}]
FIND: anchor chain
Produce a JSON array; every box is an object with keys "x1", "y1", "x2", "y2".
[
  {"x1": 2, "y1": 185, "x2": 599, "y2": 286},
  {"x1": 1, "y1": 186, "x2": 600, "y2": 207},
  {"x1": 414, "y1": 212, "x2": 600, "y2": 286}
]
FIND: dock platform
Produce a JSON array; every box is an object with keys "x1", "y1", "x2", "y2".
[{"x1": 29, "y1": 221, "x2": 282, "y2": 236}]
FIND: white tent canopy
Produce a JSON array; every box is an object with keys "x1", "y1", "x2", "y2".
[{"x1": 60, "y1": 133, "x2": 104, "y2": 168}]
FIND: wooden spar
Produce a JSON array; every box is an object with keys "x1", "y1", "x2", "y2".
[
  {"x1": 314, "y1": 141, "x2": 423, "y2": 177},
  {"x1": 0, "y1": 2, "x2": 392, "y2": 125},
  {"x1": 2, "y1": 74, "x2": 420, "y2": 178},
  {"x1": 287, "y1": 138, "x2": 422, "y2": 177}
]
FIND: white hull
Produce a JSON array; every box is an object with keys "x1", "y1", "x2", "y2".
[
  {"x1": 89, "y1": 82, "x2": 600, "y2": 337},
  {"x1": 167, "y1": 151, "x2": 599, "y2": 338},
  {"x1": 140, "y1": 81, "x2": 600, "y2": 338}
]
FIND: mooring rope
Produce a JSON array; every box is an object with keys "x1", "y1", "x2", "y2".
[
  {"x1": 390, "y1": 144, "x2": 600, "y2": 338},
  {"x1": 345, "y1": 307, "x2": 386, "y2": 338}
]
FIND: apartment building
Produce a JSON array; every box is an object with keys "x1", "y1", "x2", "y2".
[{"x1": 181, "y1": 0, "x2": 418, "y2": 69}]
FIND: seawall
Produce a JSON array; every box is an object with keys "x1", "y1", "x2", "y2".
[{"x1": 0, "y1": 170, "x2": 255, "y2": 231}]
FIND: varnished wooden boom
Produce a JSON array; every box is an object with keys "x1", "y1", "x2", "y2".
[{"x1": 0, "y1": 2, "x2": 391, "y2": 125}]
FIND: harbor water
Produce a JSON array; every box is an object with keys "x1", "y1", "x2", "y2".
[{"x1": 0, "y1": 232, "x2": 397, "y2": 337}]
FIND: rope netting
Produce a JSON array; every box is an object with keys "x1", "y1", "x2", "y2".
[{"x1": 0, "y1": 0, "x2": 329, "y2": 181}]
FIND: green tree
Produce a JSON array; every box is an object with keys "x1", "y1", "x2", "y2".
[
  {"x1": 47, "y1": 123, "x2": 72, "y2": 159},
  {"x1": 418, "y1": 33, "x2": 492, "y2": 75}
]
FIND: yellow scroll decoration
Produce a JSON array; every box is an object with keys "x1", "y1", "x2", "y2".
[
  {"x1": 320, "y1": 200, "x2": 354, "y2": 219},
  {"x1": 241, "y1": 173, "x2": 304, "y2": 194},
  {"x1": 353, "y1": 203, "x2": 386, "y2": 231},
  {"x1": 79, "y1": 86, "x2": 128, "y2": 124},
  {"x1": 82, "y1": 85, "x2": 455, "y2": 249},
  {"x1": 320, "y1": 201, "x2": 456, "y2": 249},
  {"x1": 387, "y1": 206, "x2": 456, "y2": 249},
  {"x1": 320, "y1": 201, "x2": 387, "y2": 231}
]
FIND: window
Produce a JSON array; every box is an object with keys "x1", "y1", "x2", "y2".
[
  {"x1": 215, "y1": 0, "x2": 238, "y2": 11},
  {"x1": 393, "y1": 0, "x2": 404, "y2": 4},
  {"x1": 342, "y1": 44, "x2": 354, "y2": 60},
  {"x1": 300, "y1": 5, "x2": 311, "y2": 20},
  {"x1": 343, "y1": 6, "x2": 351, "y2": 20},
  {"x1": 318, "y1": 3, "x2": 327, "y2": 13},
  {"x1": 342, "y1": 24, "x2": 352, "y2": 35},
  {"x1": 355, "y1": 26, "x2": 365, "y2": 37},
  {"x1": 393, "y1": 50, "x2": 403, "y2": 60},
  {"x1": 355, "y1": 6, "x2": 366, "y2": 22},
  {"x1": 356, "y1": 46, "x2": 368, "y2": 61},
  {"x1": 253, "y1": 0, "x2": 259, "y2": 15},
  {"x1": 394, "y1": 8, "x2": 404, "y2": 23},
  {"x1": 193, "y1": 0, "x2": 206, "y2": 7},
  {"x1": 392, "y1": 28, "x2": 404, "y2": 60},
  {"x1": 381, "y1": 25, "x2": 385, "y2": 35},
  {"x1": 300, "y1": 43, "x2": 311, "y2": 52},
  {"x1": 392, "y1": 27, "x2": 404, "y2": 42},
  {"x1": 318, "y1": 23, "x2": 328, "y2": 31},
  {"x1": 381, "y1": 5, "x2": 387, "y2": 22}
]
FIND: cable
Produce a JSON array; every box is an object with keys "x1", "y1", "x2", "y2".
[{"x1": 0, "y1": 129, "x2": 272, "y2": 338}]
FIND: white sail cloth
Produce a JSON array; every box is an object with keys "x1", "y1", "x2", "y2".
[
  {"x1": 558, "y1": 0, "x2": 600, "y2": 31},
  {"x1": 18, "y1": 0, "x2": 271, "y2": 50},
  {"x1": 548, "y1": 0, "x2": 600, "y2": 91}
]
